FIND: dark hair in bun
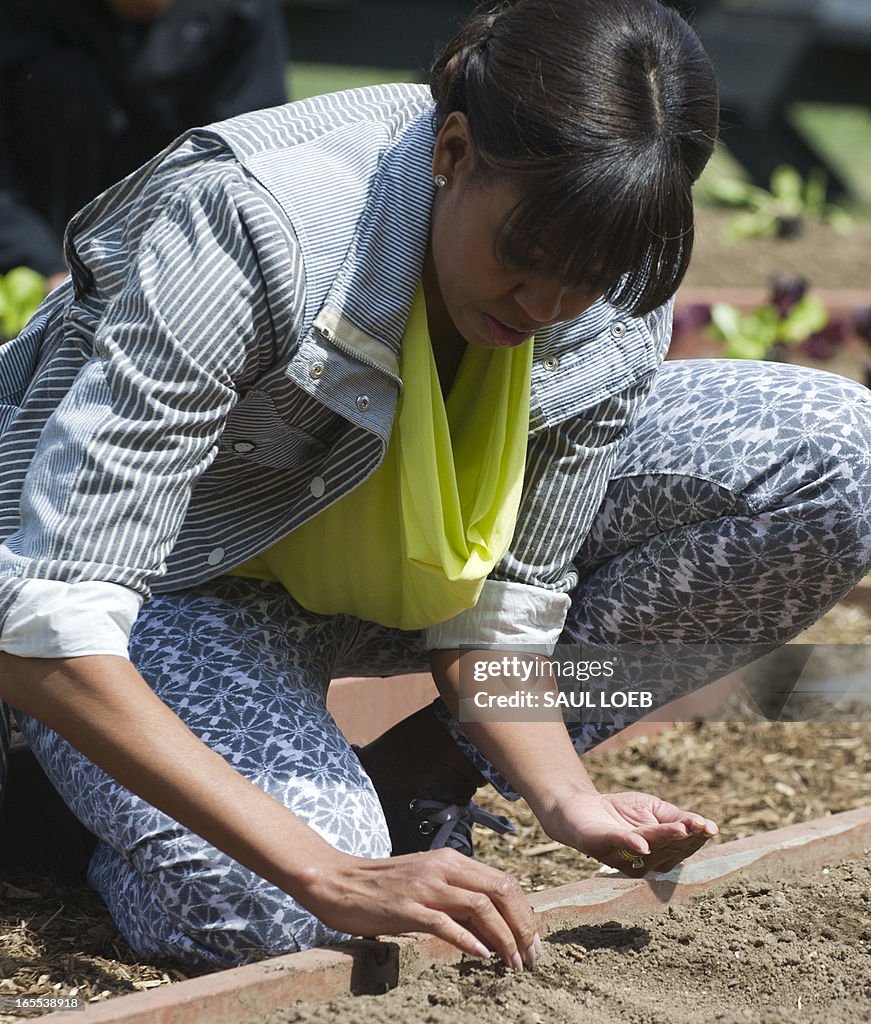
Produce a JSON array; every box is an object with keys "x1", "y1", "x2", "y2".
[{"x1": 430, "y1": 0, "x2": 719, "y2": 315}]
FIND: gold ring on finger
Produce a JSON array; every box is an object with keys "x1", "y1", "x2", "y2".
[{"x1": 618, "y1": 848, "x2": 645, "y2": 870}]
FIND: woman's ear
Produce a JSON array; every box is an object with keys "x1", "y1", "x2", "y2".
[{"x1": 432, "y1": 111, "x2": 475, "y2": 184}]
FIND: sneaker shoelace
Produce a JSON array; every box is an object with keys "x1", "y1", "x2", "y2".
[{"x1": 407, "y1": 796, "x2": 516, "y2": 856}]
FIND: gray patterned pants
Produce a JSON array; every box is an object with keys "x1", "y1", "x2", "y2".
[{"x1": 9, "y1": 359, "x2": 871, "y2": 967}]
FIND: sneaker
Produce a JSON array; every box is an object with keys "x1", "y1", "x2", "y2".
[
  {"x1": 380, "y1": 789, "x2": 516, "y2": 856},
  {"x1": 353, "y1": 745, "x2": 515, "y2": 856}
]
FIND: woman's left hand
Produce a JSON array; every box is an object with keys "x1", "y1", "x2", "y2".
[
  {"x1": 427, "y1": 652, "x2": 717, "y2": 877},
  {"x1": 538, "y1": 790, "x2": 719, "y2": 876}
]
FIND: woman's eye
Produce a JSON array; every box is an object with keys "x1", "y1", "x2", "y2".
[
  {"x1": 500, "y1": 248, "x2": 546, "y2": 273},
  {"x1": 507, "y1": 254, "x2": 542, "y2": 272}
]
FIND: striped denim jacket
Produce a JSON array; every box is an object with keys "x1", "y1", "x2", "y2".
[{"x1": 0, "y1": 83, "x2": 671, "y2": 648}]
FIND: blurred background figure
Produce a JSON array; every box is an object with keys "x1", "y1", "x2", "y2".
[
  {"x1": 669, "y1": 0, "x2": 870, "y2": 202},
  {"x1": 0, "y1": 0, "x2": 289, "y2": 290}
]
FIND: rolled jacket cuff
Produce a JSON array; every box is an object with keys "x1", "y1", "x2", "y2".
[
  {"x1": 0, "y1": 579, "x2": 142, "y2": 659},
  {"x1": 423, "y1": 578, "x2": 570, "y2": 654}
]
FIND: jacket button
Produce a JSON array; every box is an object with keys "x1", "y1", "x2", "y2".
[
  {"x1": 310, "y1": 476, "x2": 326, "y2": 498},
  {"x1": 356, "y1": 395, "x2": 370, "y2": 411},
  {"x1": 542, "y1": 356, "x2": 559, "y2": 371},
  {"x1": 309, "y1": 361, "x2": 324, "y2": 379},
  {"x1": 610, "y1": 321, "x2": 627, "y2": 339},
  {"x1": 233, "y1": 441, "x2": 255, "y2": 454},
  {"x1": 207, "y1": 547, "x2": 225, "y2": 566}
]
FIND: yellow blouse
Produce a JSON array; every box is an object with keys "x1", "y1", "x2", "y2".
[{"x1": 230, "y1": 287, "x2": 532, "y2": 629}]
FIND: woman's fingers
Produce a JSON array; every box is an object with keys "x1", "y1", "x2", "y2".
[
  {"x1": 594, "y1": 792, "x2": 719, "y2": 872},
  {"x1": 632, "y1": 816, "x2": 718, "y2": 869},
  {"x1": 603, "y1": 793, "x2": 719, "y2": 838},
  {"x1": 427, "y1": 849, "x2": 538, "y2": 969},
  {"x1": 612, "y1": 828, "x2": 713, "y2": 876},
  {"x1": 416, "y1": 907, "x2": 495, "y2": 961},
  {"x1": 588, "y1": 820, "x2": 685, "y2": 864},
  {"x1": 652, "y1": 807, "x2": 719, "y2": 837},
  {"x1": 633, "y1": 820, "x2": 692, "y2": 846},
  {"x1": 325, "y1": 850, "x2": 539, "y2": 969},
  {"x1": 686, "y1": 815, "x2": 719, "y2": 837}
]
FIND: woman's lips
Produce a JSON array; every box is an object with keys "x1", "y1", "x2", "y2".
[{"x1": 484, "y1": 313, "x2": 534, "y2": 347}]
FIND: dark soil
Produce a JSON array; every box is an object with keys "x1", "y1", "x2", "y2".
[
  {"x1": 269, "y1": 857, "x2": 871, "y2": 1024},
  {"x1": 685, "y1": 208, "x2": 871, "y2": 290}
]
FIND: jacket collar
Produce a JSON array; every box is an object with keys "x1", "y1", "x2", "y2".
[{"x1": 312, "y1": 109, "x2": 436, "y2": 372}]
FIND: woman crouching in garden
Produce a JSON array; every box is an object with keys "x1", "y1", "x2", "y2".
[{"x1": 0, "y1": 0, "x2": 869, "y2": 971}]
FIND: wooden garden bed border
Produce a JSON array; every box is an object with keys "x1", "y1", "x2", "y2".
[{"x1": 43, "y1": 806, "x2": 871, "y2": 1024}]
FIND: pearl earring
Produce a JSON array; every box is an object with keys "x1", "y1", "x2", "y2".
[{"x1": 433, "y1": 173, "x2": 449, "y2": 189}]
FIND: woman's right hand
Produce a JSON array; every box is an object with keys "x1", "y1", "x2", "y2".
[
  {"x1": 1, "y1": 655, "x2": 539, "y2": 971},
  {"x1": 304, "y1": 847, "x2": 540, "y2": 970}
]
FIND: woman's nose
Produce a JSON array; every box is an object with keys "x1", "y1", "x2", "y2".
[
  {"x1": 513, "y1": 279, "x2": 567, "y2": 324},
  {"x1": 514, "y1": 278, "x2": 598, "y2": 325}
]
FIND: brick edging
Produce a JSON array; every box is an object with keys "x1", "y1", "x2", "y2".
[
  {"x1": 44, "y1": 806, "x2": 871, "y2": 1024},
  {"x1": 530, "y1": 804, "x2": 871, "y2": 934},
  {"x1": 840, "y1": 574, "x2": 871, "y2": 608}
]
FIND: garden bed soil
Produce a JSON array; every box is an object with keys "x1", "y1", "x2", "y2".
[
  {"x1": 268, "y1": 856, "x2": 871, "y2": 1024},
  {"x1": 685, "y1": 208, "x2": 871, "y2": 290}
]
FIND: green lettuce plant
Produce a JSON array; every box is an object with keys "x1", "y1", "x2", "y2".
[
  {"x1": 675, "y1": 275, "x2": 870, "y2": 389},
  {"x1": 708, "y1": 275, "x2": 829, "y2": 361},
  {"x1": 0, "y1": 266, "x2": 46, "y2": 341},
  {"x1": 705, "y1": 165, "x2": 852, "y2": 242}
]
